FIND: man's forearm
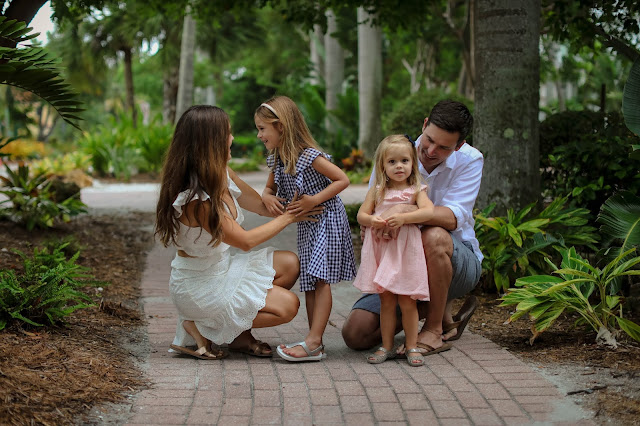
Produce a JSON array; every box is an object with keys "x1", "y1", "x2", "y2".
[{"x1": 380, "y1": 204, "x2": 457, "y2": 230}]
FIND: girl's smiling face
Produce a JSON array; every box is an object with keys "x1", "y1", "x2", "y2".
[
  {"x1": 383, "y1": 144, "x2": 414, "y2": 186},
  {"x1": 255, "y1": 116, "x2": 282, "y2": 150}
]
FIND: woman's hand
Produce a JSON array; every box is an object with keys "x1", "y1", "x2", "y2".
[
  {"x1": 283, "y1": 206, "x2": 324, "y2": 223},
  {"x1": 262, "y1": 193, "x2": 287, "y2": 216},
  {"x1": 286, "y1": 193, "x2": 320, "y2": 216},
  {"x1": 385, "y1": 213, "x2": 406, "y2": 229}
]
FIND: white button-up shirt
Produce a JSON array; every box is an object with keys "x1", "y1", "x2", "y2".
[{"x1": 369, "y1": 135, "x2": 484, "y2": 262}]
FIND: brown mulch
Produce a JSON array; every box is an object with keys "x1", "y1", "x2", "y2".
[
  {"x1": 0, "y1": 212, "x2": 155, "y2": 426},
  {"x1": 0, "y1": 201, "x2": 639, "y2": 424}
]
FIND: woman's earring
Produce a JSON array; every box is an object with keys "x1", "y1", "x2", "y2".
[{"x1": 385, "y1": 175, "x2": 389, "y2": 182}]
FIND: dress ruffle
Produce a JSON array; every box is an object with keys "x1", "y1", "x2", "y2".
[{"x1": 170, "y1": 247, "x2": 275, "y2": 346}]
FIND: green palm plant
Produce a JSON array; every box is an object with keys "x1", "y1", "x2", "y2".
[
  {"x1": 501, "y1": 191, "x2": 640, "y2": 347},
  {"x1": 501, "y1": 247, "x2": 640, "y2": 346},
  {"x1": 475, "y1": 196, "x2": 598, "y2": 292},
  {"x1": 0, "y1": 17, "x2": 83, "y2": 129}
]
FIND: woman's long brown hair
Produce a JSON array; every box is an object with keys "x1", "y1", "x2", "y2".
[{"x1": 155, "y1": 105, "x2": 230, "y2": 247}]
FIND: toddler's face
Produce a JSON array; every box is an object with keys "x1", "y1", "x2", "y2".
[
  {"x1": 383, "y1": 144, "x2": 413, "y2": 185},
  {"x1": 255, "y1": 117, "x2": 282, "y2": 150}
]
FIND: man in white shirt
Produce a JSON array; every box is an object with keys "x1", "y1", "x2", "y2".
[{"x1": 342, "y1": 99, "x2": 484, "y2": 355}]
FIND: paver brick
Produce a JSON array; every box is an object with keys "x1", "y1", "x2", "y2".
[
  {"x1": 253, "y1": 389, "x2": 282, "y2": 407},
  {"x1": 396, "y1": 393, "x2": 430, "y2": 410},
  {"x1": 405, "y1": 409, "x2": 438, "y2": 425},
  {"x1": 339, "y1": 395, "x2": 372, "y2": 413},
  {"x1": 220, "y1": 398, "x2": 253, "y2": 416},
  {"x1": 372, "y1": 401, "x2": 405, "y2": 421},
  {"x1": 465, "y1": 408, "x2": 502, "y2": 425},
  {"x1": 365, "y1": 385, "x2": 398, "y2": 403},
  {"x1": 250, "y1": 406, "x2": 282, "y2": 424},
  {"x1": 430, "y1": 399, "x2": 467, "y2": 419},
  {"x1": 454, "y1": 391, "x2": 490, "y2": 408},
  {"x1": 186, "y1": 406, "x2": 222, "y2": 424},
  {"x1": 489, "y1": 399, "x2": 528, "y2": 417}
]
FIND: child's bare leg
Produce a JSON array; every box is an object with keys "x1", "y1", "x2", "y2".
[
  {"x1": 398, "y1": 295, "x2": 418, "y2": 350},
  {"x1": 305, "y1": 289, "x2": 316, "y2": 329},
  {"x1": 281, "y1": 281, "x2": 331, "y2": 357},
  {"x1": 373, "y1": 291, "x2": 398, "y2": 356}
]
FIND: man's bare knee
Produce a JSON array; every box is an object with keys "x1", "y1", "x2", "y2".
[{"x1": 342, "y1": 309, "x2": 380, "y2": 350}]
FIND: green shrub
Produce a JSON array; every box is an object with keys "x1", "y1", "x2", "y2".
[
  {"x1": 540, "y1": 110, "x2": 640, "y2": 216},
  {"x1": 0, "y1": 162, "x2": 87, "y2": 230},
  {"x1": 344, "y1": 203, "x2": 362, "y2": 232},
  {"x1": 0, "y1": 243, "x2": 102, "y2": 330},
  {"x1": 138, "y1": 117, "x2": 173, "y2": 173},
  {"x1": 384, "y1": 88, "x2": 474, "y2": 143},
  {"x1": 232, "y1": 134, "x2": 261, "y2": 159},
  {"x1": 475, "y1": 196, "x2": 599, "y2": 292},
  {"x1": 228, "y1": 158, "x2": 261, "y2": 173},
  {"x1": 500, "y1": 247, "x2": 640, "y2": 346}
]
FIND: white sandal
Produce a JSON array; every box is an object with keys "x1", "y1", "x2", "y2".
[{"x1": 276, "y1": 341, "x2": 326, "y2": 362}]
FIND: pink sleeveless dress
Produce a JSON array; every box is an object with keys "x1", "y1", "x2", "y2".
[{"x1": 352, "y1": 186, "x2": 429, "y2": 300}]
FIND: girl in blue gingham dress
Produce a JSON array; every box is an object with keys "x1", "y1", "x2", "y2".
[{"x1": 256, "y1": 96, "x2": 356, "y2": 362}]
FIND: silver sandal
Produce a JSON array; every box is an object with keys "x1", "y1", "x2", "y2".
[
  {"x1": 406, "y1": 348, "x2": 425, "y2": 367},
  {"x1": 367, "y1": 347, "x2": 396, "y2": 364}
]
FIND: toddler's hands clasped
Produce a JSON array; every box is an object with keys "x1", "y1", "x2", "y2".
[
  {"x1": 385, "y1": 213, "x2": 406, "y2": 229},
  {"x1": 370, "y1": 215, "x2": 387, "y2": 229}
]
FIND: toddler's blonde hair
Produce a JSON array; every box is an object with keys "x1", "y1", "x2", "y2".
[{"x1": 372, "y1": 134, "x2": 425, "y2": 205}]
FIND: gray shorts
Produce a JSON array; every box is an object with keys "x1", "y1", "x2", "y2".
[{"x1": 352, "y1": 233, "x2": 481, "y2": 314}]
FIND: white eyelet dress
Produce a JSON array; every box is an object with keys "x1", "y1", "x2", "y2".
[{"x1": 168, "y1": 176, "x2": 275, "y2": 348}]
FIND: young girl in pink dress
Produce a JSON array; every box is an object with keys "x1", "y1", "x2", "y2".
[{"x1": 353, "y1": 134, "x2": 435, "y2": 366}]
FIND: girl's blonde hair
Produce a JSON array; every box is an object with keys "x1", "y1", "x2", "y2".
[
  {"x1": 372, "y1": 134, "x2": 425, "y2": 205},
  {"x1": 255, "y1": 95, "x2": 321, "y2": 174}
]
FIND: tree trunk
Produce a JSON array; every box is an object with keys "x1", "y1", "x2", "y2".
[
  {"x1": 123, "y1": 47, "x2": 137, "y2": 127},
  {"x1": 325, "y1": 10, "x2": 344, "y2": 136},
  {"x1": 309, "y1": 24, "x2": 324, "y2": 86},
  {"x1": 357, "y1": 7, "x2": 383, "y2": 159},
  {"x1": 474, "y1": 0, "x2": 541, "y2": 213},
  {"x1": 163, "y1": 66, "x2": 179, "y2": 125},
  {"x1": 175, "y1": 5, "x2": 196, "y2": 124}
]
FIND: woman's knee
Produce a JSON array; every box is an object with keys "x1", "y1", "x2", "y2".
[
  {"x1": 280, "y1": 290, "x2": 300, "y2": 322},
  {"x1": 274, "y1": 250, "x2": 300, "y2": 279}
]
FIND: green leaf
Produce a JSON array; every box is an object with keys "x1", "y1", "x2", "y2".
[
  {"x1": 597, "y1": 191, "x2": 640, "y2": 253},
  {"x1": 616, "y1": 317, "x2": 640, "y2": 342},
  {"x1": 516, "y1": 218, "x2": 550, "y2": 233},
  {"x1": 507, "y1": 224, "x2": 522, "y2": 247},
  {"x1": 623, "y1": 56, "x2": 640, "y2": 135},
  {"x1": 533, "y1": 305, "x2": 565, "y2": 332}
]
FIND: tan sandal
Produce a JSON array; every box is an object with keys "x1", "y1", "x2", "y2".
[
  {"x1": 170, "y1": 344, "x2": 228, "y2": 360},
  {"x1": 367, "y1": 347, "x2": 396, "y2": 364}
]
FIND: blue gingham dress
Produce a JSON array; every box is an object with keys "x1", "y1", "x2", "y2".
[{"x1": 267, "y1": 148, "x2": 356, "y2": 291}]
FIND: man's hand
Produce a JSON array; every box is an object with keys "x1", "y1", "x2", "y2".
[{"x1": 380, "y1": 203, "x2": 416, "y2": 219}]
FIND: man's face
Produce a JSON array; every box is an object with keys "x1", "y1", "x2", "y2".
[{"x1": 417, "y1": 121, "x2": 462, "y2": 173}]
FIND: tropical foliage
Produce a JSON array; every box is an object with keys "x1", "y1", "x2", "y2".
[
  {"x1": 475, "y1": 197, "x2": 598, "y2": 292},
  {"x1": 500, "y1": 247, "x2": 640, "y2": 346},
  {"x1": 0, "y1": 17, "x2": 83, "y2": 129},
  {"x1": 0, "y1": 243, "x2": 100, "y2": 330},
  {"x1": 0, "y1": 162, "x2": 87, "y2": 230}
]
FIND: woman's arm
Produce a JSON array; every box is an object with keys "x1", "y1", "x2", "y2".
[
  {"x1": 286, "y1": 156, "x2": 349, "y2": 216},
  {"x1": 385, "y1": 190, "x2": 435, "y2": 229},
  {"x1": 228, "y1": 167, "x2": 273, "y2": 217},
  {"x1": 182, "y1": 196, "x2": 321, "y2": 252},
  {"x1": 357, "y1": 187, "x2": 387, "y2": 228}
]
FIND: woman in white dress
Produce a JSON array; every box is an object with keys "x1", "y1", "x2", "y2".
[{"x1": 155, "y1": 105, "x2": 321, "y2": 359}]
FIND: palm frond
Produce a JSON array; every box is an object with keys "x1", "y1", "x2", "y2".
[{"x1": 0, "y1": 17, "x2": 83, "y2": 130}]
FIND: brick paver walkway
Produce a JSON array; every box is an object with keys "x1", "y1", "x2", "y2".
[{"x1": 82, "y1": 171, "x2": 594, "y2": 425}]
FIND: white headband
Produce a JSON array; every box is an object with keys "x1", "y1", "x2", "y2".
[{"x1": 260, "y1": 103, "x2": 279, "y2": 118}]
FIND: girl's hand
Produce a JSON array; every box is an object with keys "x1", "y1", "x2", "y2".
[
  {"x1": 386, "y1": 213, "x2": 406, "y2": 229},
  {"x1": 262, "y1": 193, "x2": 287, "y2": 216},
  {"x1": 370, "y1": 216, "x2": 387, "y2": 229},
  {"x1": 286, "y1": 194, "x2": 320, "y2": 216}
]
